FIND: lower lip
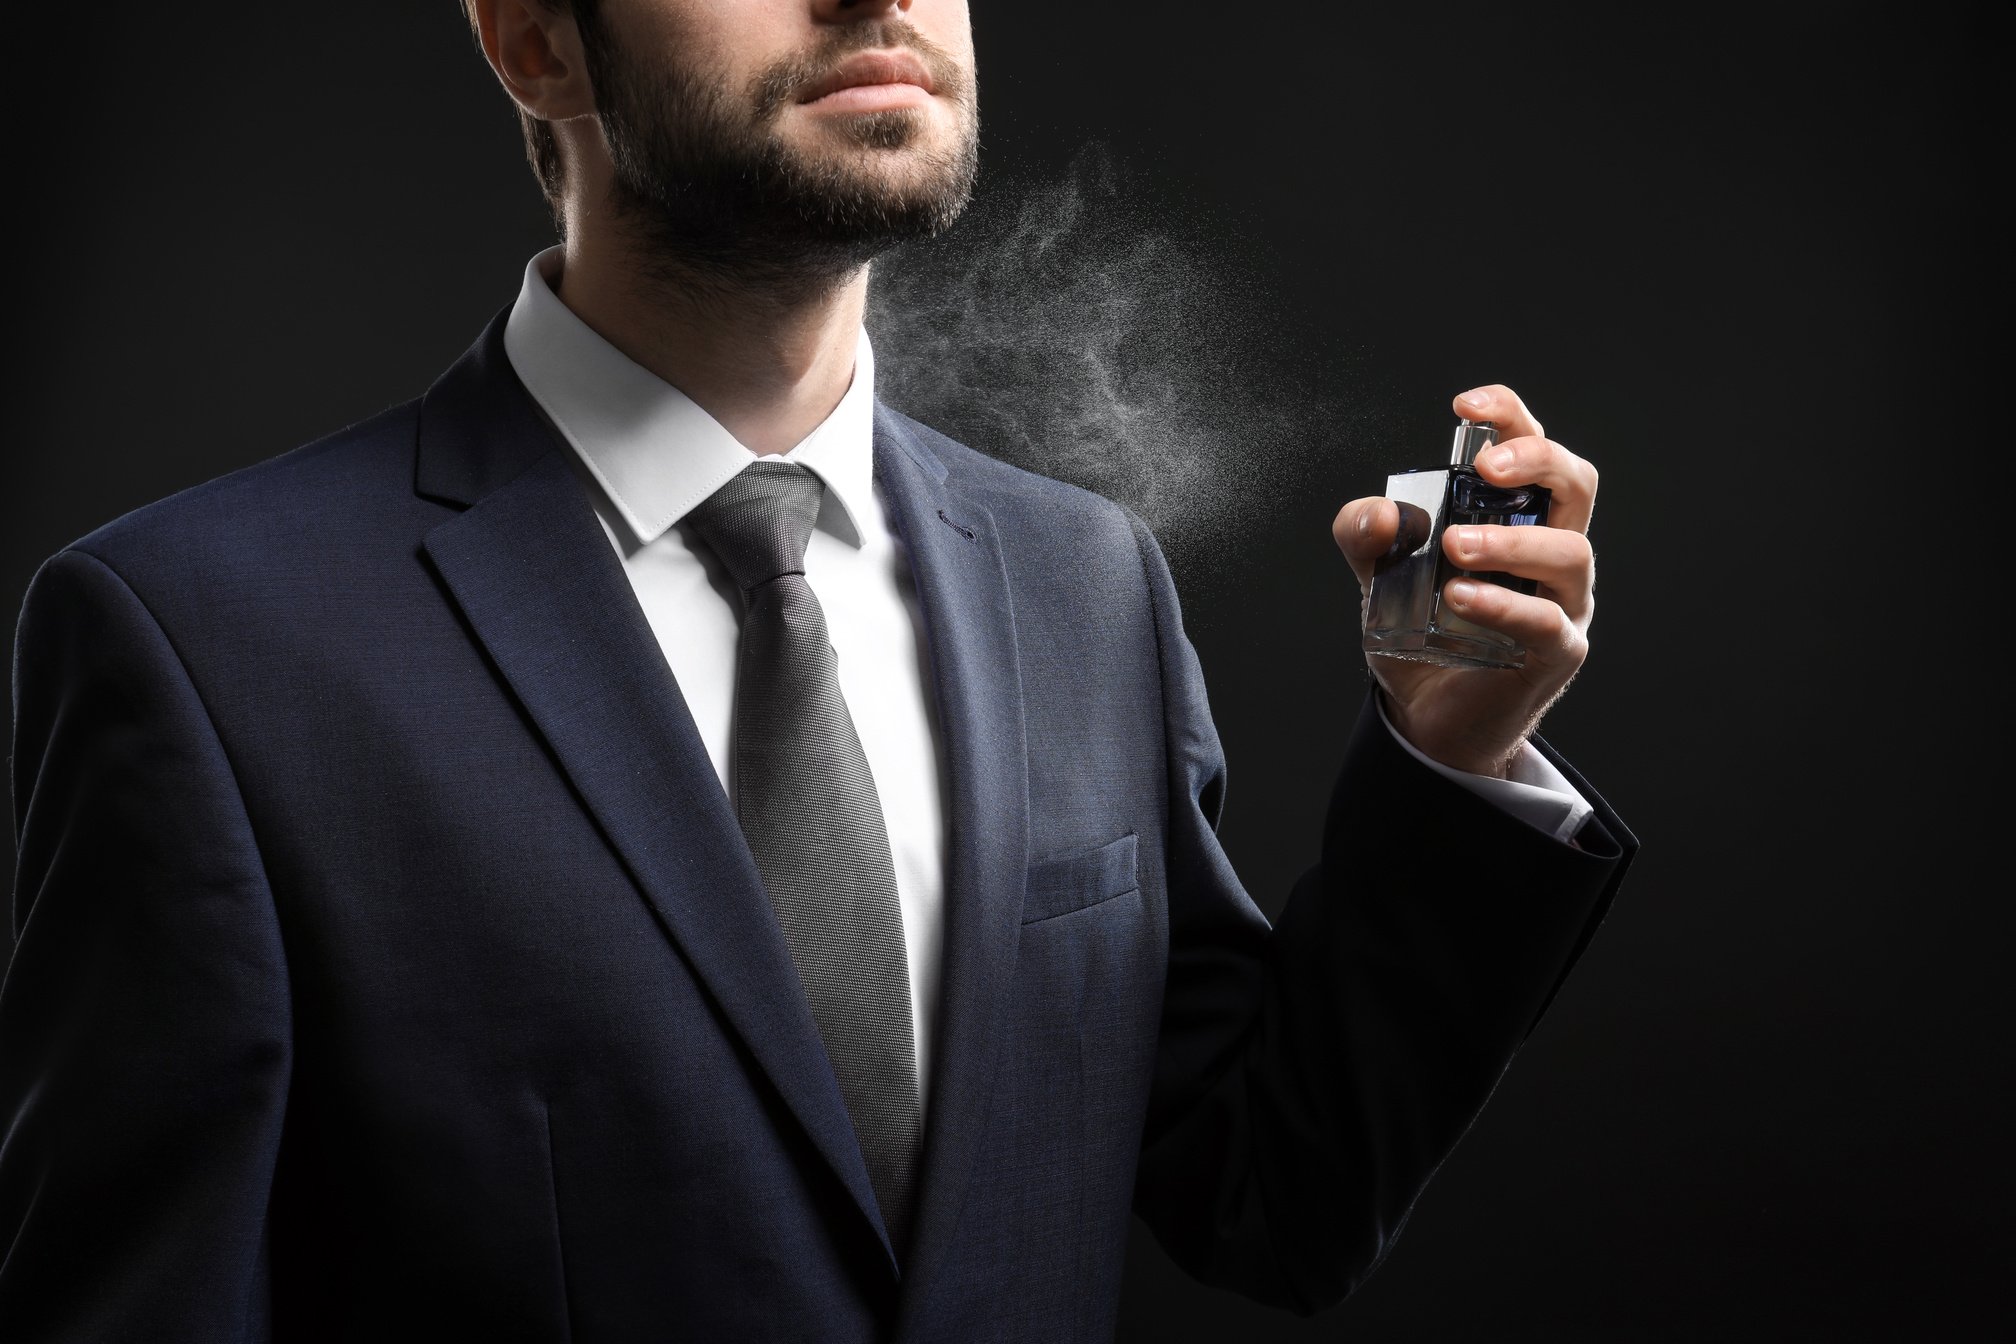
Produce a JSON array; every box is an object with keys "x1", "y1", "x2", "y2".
[{"x1": 803, "y1": 82, "x2": 933, "y2": 113}]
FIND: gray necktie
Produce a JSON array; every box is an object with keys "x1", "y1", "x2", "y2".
[{"x1": 684, "y1": 459, "x2": 922, "y2": 1253}]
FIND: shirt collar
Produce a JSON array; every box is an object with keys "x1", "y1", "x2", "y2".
[{"x1": 501, "y1": 245, "x2": 876, "y2": 550}]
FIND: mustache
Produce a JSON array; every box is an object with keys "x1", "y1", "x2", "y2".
[{"x1": 752, "y1": 20, "x2": 971, "y2": 117}]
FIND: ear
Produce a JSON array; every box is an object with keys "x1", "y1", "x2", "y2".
[{"x1": 469, "y1": 0, "x2": 595, "y2": 123}]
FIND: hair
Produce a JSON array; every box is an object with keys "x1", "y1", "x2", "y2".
[{"x1": 461, "y1": 0, "x2": 604, "y2": 219}]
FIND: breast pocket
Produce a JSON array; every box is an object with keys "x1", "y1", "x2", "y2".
[{"x1": 1021, "y1": 831, "x2": 1139, "y2": 924}]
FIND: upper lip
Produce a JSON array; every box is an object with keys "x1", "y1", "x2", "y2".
[{"x1": 798, "y1": 50, "x2": 936, "y2": 103}]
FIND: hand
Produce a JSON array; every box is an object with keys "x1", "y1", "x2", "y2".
[{"x1": 1330, "y1": 385, "x2": 1598, "y2": 777}]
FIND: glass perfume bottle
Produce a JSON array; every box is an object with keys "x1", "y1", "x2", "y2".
[{"x1": 1362, "y1": 417, "x2": 1552, "y2": 670}]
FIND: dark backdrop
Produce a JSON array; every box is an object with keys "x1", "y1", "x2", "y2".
[{"x1": 5, "y1": 3, "x2": 2001, "y2": 1340}]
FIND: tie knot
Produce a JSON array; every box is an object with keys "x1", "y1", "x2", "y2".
[{"x1": 685, "y1": 460, "x2": 826, "y2": 591}]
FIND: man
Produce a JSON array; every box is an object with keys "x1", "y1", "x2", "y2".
[{"x1": 0, "y1": 0, "x2": 1635, "y2": 1339}]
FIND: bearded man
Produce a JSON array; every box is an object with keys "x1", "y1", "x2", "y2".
[{"x1": 0, "y1": 2, "x2": 1635, "y2": 1340}]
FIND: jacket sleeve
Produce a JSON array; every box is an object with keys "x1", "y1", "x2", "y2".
[
  {"x1": 2, "y1": 548, "x2": 292, "y2": 1342},
  {"x1": 1123, "y1": 509, "x2": 1637, "y2": 1315}
]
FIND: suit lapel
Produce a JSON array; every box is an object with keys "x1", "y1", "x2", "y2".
[
  {"x1": 413, "y1": 316, "x2": 897, "y2": 1268},
  {"x1": 871, "y1": 408, "x2": 1032, "y2": 1320}
]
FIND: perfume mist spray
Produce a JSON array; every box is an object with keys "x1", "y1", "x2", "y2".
[{"x1": 1362, "y1": 417, "x2": 1552, "y2": 670}]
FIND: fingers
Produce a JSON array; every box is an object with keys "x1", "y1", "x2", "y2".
[
  {"x1": 1455, "y1": 385, "x2": 1599, "y2": 537},
  {"x1": 1333, "y1": 492, "x2": 1596, "y2": 617},
  {"x1": 1440, "y1": 576, "x2": 1589, "y2": 673},
  {"x1": 1443, "y1": 522, "x2": 1594, "y2": 623},
  {"x1": 1454, "y1": 384, "x2": 1543, "y2": 444}
]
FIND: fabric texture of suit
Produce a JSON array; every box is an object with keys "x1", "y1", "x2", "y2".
[{"x1": 1, "y1": 311, "x2": 1637, "y2": 1342}]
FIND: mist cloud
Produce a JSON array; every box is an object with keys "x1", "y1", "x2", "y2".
[{"x1": 866, "y1": 143, "x2": 1383, "y2": 600}]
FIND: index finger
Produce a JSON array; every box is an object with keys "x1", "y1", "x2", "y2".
[
  {"x1": 1454, "y1": 384, "x2": 1596, "y2": 535},
  {"x1": 1453, "y1": 384, "x2": 1542, "y2": 443}
]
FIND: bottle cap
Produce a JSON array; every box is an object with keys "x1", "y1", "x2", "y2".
[{"x1": 1448, "y1": 418, "x2": 1498, "y2": 466}]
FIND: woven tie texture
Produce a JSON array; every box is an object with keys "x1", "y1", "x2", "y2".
[{"x1": 683, "y1": 459, "x2": 922, "y2": 1253}]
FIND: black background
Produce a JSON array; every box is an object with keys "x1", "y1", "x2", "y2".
[{"x1": 4, "y1": 3, "x2": 2003, "y2": 1340}]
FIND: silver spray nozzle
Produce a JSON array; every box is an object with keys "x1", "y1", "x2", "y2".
[{"x1": 1448, "y1": 418, "x2": 1499, "y2": 467}]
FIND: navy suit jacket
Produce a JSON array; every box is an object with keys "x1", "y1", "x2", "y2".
[{"x1": 2, "y1": 312, "x2": 1635, "y2": 1342}]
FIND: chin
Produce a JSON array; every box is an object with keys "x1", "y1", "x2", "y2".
[{"x1": 803, "y1": 105, "x2": 939, "y2": 153}]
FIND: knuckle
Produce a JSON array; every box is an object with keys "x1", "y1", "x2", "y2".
[{"x1": 1555, "y1": 611, "x2": 1586, "y2": 660}]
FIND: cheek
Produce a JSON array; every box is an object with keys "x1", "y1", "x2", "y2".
[
  {"x1": 625, "y1": 5, "x2": 771, "y2": 80},
  {"x1": 919, "y1": 3, "x2": 977, "y2": 60}
]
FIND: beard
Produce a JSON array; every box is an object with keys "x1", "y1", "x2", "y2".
[{"x1": 577, "y1": 15, "x2": 980, "y2": 294}]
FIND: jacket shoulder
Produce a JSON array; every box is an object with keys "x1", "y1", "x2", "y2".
[{"x1": 54, "y1": 397, "x2": 425, "y2": 585}]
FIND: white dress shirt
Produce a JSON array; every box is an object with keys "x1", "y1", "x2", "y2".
[
  {"x1": 500, "y1": 246, "x2": 1595, "y2": 1109},
  {"x1": 504, "y1": 249, "x2": 949, "y2": 1111}
]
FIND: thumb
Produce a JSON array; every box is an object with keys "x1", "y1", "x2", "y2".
[{"x1": 1331, "y1": 495, "x2": 1406, "y2": 592}]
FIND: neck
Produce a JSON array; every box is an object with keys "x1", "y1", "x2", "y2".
[{"x1": 554, "y1": 215, "x2": 869, "y2": 459}]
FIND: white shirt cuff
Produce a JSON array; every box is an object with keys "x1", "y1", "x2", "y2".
[{"x1": 1373, "y1": 694, "x2": 1595, "y2": 844}]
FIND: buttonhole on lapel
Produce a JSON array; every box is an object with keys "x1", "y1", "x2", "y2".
[{"x1": 936, "y1": 509, "x2": 978, "y2": 542}]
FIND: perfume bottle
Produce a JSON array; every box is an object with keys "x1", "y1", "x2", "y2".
[{"x1": 1362, "y1": 417, "x2": 1552, "y2": 670}]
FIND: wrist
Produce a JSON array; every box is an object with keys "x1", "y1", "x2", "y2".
[{"x1": 1375, "y1": 685, "x2": 1517, "y2": 779}]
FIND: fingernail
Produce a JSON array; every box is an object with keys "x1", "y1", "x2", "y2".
[
  {"x1": 1446, "y1": 579, "x2": 1479, "y2": 608},
  {"x1": 1483, "y1": 447, "x2": 1515, "y2": 475},
  {"x1": 1453, "y1": 526, "x2": 1481, "y2": 558},
  {"x1": 1460, "y1": 388, "x2": 1492, "y2": 411},
  {"x1": 1358, "y1": 507, "x2": 1372, "y2": 538}
]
